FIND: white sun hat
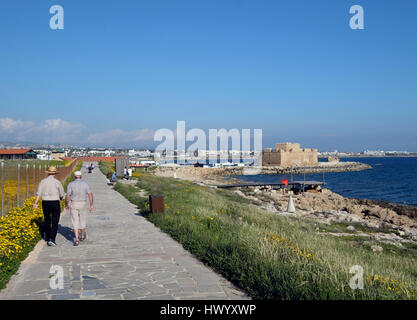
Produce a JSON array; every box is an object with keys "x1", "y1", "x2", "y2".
[{"x1": 74, "y1": 171, "x2": 82, "y2": 176}]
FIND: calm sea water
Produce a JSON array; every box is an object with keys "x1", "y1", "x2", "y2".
[{"x1": 236, "y1": 157, "x2": 417, "y2": 206}]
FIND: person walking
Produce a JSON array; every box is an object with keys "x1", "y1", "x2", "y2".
[
  {"x1": 65, "y1": 170, "x2": 93, "y2": 246},
  {"x1": 33, "y1": 166, "x2": 65, "y2": 247}
]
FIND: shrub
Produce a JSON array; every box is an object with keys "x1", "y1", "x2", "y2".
[{"x1": 0, "y1": 197, "x2": 43, "y2": 289}]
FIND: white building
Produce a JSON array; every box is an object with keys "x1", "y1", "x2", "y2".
[{"x1": 35, "y1": 150, "x2": 51, "y2": 160}]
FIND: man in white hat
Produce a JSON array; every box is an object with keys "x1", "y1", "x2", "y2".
[
  {"x1": 34, "y1": 166, "x2": 65, "y2": 246},
  {"x1": 65, "y1": 170, "x2": 94, "y2": 246}
]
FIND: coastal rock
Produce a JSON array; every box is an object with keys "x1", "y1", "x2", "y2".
[
  {"x1": 363, "y1": 220, "x2": 380, "y2": 230},
  {"x1": 261, "y1": 203, "x2": 279, "y2": 213},
  {"x1": 371, "y1": 245, "x2": 383, "y2": 252},
  {"x1": 374, "y1": 232, "x2": 403, "y2": 242},
  {"x1": 407, "y1": 229, "x2": 417, "y2": 241},
  {"x1": 271, "y1": 189, "x2": 417, "y2": 230},
  {"x1": 347, "y1": 226, "x2": 356, "y2": 232},
  {"x1": 233, "y1": 190, "x2": 246, "y2": 198},
  {"x1": 347, "y1": 205, "x2": 365, "y2": 217}
]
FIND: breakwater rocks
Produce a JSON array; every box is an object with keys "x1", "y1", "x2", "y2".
[
  {"x1": 257, "y1": 161, "x2": 372, "y2": 174},
  {"x1": 154, "y1": 161, "x2": 371, "y2": 181}
]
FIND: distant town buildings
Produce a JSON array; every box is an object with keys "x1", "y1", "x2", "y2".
[
  {"x1": 262, "y1": 143, "x2": 318, "y2": 167},
  {"x1": 0, "y1": 143, "x2": 415, "y2": 167},
  {"x1": 363, "y1": 150, "x2": 410, "y2": 156},
  {"x1": 318, "y1": 150, "x2": 413, "y2": 157},
  {"x1": 152, "y1": 149, "x2": 259, "y2": 166},
  {"x1": 128, "y1": 149, "x2": 152, "y2": 157},
  {"x1": 35, "y1": 150, "x2": 51, "y2": 160},
  {"x1": 50, "y1": 149, "x2": 66, "y2": 160}
]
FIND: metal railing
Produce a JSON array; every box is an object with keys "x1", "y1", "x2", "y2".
[{"x1": 0, "y1": 160, "x2": 79, "y2": 216}]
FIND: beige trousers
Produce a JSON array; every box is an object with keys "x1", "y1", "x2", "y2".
[{"x1": 70, "y1": 201, "x2": 87, "y2": 229}]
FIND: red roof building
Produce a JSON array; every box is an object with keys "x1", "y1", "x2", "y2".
[{"x1": 0, "y1": 149, "x2": 37, "y2": 160}]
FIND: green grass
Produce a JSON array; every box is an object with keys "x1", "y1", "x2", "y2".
[
  {"x1": 107, "y1": 167, "x2": 417, "y2": 300},
  {"x1": 98, "y1": 161, "x2": 114, "y2": 179},
  {"x1": 316, "y1": 220, "x2": 392, "y2": 235},
  {"x1": 99, "y1": 161, "x2": 156, "y2": 179}
]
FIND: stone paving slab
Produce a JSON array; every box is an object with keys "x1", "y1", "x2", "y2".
[{"x1": 0, "y1": 163, "x2": 249, "y2": 300}]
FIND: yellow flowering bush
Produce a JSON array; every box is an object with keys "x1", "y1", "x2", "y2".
[
  {"x1": 190, "y1": 214, "x2": 216, "y2": 228},
  {"x1": 366, "y1": 274, "x2": 416, "y2": 299},
  {"x1": 0, "y1": 197, "x2": 43, "y2": 289},
  {"x1": 265, "y1": 232, "x2": 314, "y2": 260},
  {"x1": 64, "y1": 159, "x2": 75, "y2": 166}
]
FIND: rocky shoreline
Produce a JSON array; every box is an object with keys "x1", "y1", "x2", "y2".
[{"x1": 230, "y1": 186, "x2": 417, "y2": 250}]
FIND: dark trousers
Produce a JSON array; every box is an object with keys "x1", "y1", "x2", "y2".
[{"x1": 42, "y1": 200, "x2": 61, "y2": 242}]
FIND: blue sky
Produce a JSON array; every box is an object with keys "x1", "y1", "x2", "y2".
[{"x1": 0, "y1": 0, "x2": 416, "y2": 151}]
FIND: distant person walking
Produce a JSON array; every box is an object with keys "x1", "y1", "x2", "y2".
[
  {"x1": 65, "y1": 171, "x2": 94, "y2": 246},
  {"x1": 123, "y1": 166, "x2": 129, "y2": 180},
  {"x1": 33, "y1": 166, "x2": 65, "y2": 247}
]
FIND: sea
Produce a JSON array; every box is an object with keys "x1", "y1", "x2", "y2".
[{"x1": 235, "y1": 157, "x2": 417, "y2": 207}]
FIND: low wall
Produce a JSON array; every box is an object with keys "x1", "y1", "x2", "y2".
[{"x1": 78, "y1": 156, "x2": 126, "y2": 162}]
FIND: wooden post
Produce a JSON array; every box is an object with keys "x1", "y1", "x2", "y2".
[
  {"x1": 33, "y1": 164, "x2": 36, "y2": 196},
  {"x1": 17, "y1": 163, "x2": 20, "y2": 207},
  {"x1": 26, "y1": 164, "x2": 29, "y2": 200},
  {"x1": 1, "y1": 161, "x2": 4, "y2": 216}
]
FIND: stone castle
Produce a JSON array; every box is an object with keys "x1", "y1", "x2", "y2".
[{"x1": 262, "y1": 142, "x2": 318, "y2": 167}]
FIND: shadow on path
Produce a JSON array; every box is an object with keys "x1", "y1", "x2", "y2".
[{"x1": 58, "y1": 224, "x2": 74, "y2": 241}]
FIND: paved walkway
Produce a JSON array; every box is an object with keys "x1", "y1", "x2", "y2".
[{"x1": 0, "y1": 164, "x2": 248, "y2": 300}]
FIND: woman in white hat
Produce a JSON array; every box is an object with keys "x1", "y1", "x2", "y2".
[{"x1": 34, "y1": 166, "x2": 65, "y2": 246}]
